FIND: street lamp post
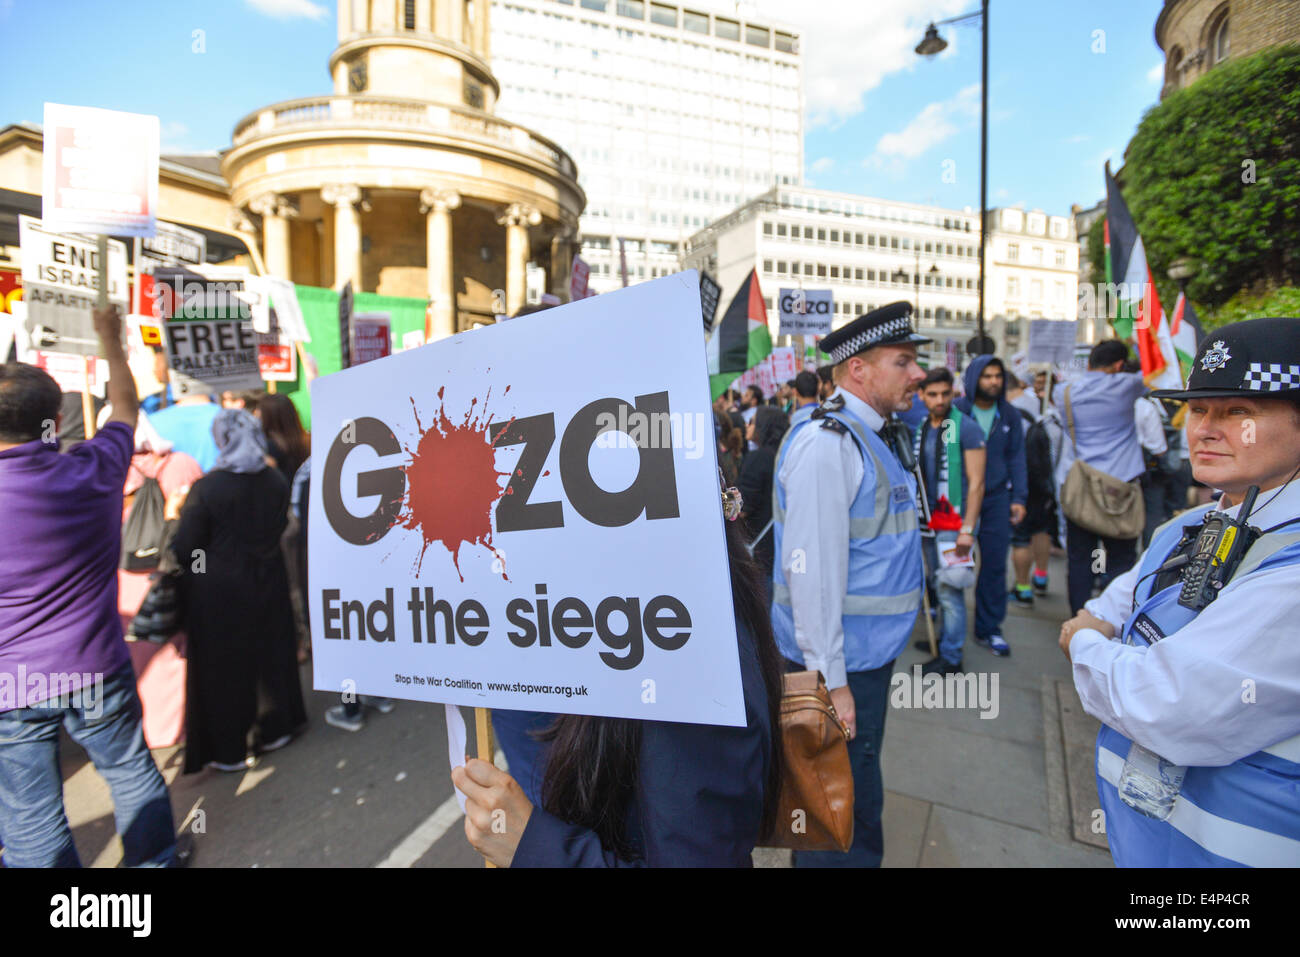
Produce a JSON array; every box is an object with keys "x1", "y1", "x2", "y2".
[{"x1": 916, "y1": 0, "x2": 989, "y2": 354}]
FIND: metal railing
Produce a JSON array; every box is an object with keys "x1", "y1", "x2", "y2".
[{"x1": 231, "y1": 95, "x2": 576, "y2": 178}]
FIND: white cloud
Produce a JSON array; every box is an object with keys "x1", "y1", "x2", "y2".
[
  {"x1": 1146, "y1": 61, "x2": 1164, "y2": 84},
  {"x1": 748, "y1": 0, "x2": 973, "y2": 127},
  {"x1": 1064, "y1": 134, "x2": 1089, "y2": 144},
  {"x1": 809, "y1": 156, "x2": 835, "y2": 175},
  {"x1": 865, "y1": 82, "x2": 980, "y2": 168},
  {"x1": 244, "y1": 0, "x2": 328, "y2": 20}
]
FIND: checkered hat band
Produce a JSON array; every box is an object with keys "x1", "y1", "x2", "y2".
[
  {"x1": 1243, "y1": 362, "x2": 1300, "y2": 391},
  {"x1": 829, "y1": 316, "x2": 913, "y2": 364}
]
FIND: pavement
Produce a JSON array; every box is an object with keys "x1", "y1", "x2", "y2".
[{"x1": 51, "y1": 556, "x2": 1112, "y2": 868}]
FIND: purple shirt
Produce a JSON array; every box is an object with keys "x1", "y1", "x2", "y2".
[{"x1": 0, "y1": 421, "x2": 134, "y2": 709}]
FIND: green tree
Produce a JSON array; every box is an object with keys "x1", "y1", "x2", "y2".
[{"x1": 1123, "y1": 45, "x2": 1300, "y2": 310}]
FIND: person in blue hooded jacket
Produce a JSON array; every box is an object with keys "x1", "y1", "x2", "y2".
[{"x1": 954, "y1": 354, "x2": 1028, "y2": 656}]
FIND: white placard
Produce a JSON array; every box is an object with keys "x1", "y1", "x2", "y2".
[
  {"x1": 308, "y1": 271, "x2": 745, "y2": 726},
  {"x1": 152, "y1": 265, "x2": 263, "y2": 395},
  {"x1": 139, "y1": 221, "x2": 206, "y2": 271},
  {"x1": 18, "y1": 215, "x2": 127, "y2": 356},
  {"x1": 42, "y1": 103, "x2": 158, "y2": 237},
  {"x1": 1027, "y1": 319, "x2": 1078, "y2": 365},
  {"x1": 777, "y1": 287, "x2": 833, "y2": 337}
]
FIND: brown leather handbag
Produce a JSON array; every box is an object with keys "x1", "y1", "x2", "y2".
[{"x1": 758, "y1": 670, "x2": 854, "y2": 852}]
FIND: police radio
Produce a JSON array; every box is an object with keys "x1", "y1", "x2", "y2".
[{"x1": 1177, "y1": 485, "x2": 1262, "y2": 611}]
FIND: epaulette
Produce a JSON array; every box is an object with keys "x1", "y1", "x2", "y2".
[
  {"x1": 819, "y1": 416, "x2": 848, "y2": 434},
  {"x1": 810, "y1": 394, "x2": 846, "y2": 420}
]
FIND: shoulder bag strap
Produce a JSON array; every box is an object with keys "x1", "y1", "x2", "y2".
[{"x1": 1064, "y1": 384, "x2": 1079, "y2": 451}]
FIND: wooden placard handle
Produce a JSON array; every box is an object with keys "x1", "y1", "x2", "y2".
[{"x1": 474, "y1": 706, "x2": 496, "y2": 869}]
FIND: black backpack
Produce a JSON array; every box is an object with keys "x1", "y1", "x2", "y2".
[
  {"x1": 1023, "y1": 416, "x2": 1056, "y2": 499},
  {"x1": 120, "y1": 474, "x2": 169, "y2": 572}
]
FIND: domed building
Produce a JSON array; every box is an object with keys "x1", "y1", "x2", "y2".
[
  {"x1": 221, "y1": 0, "x2": 585, "y2": 337},
  {"x1": 1156, "y1": 0, "x2": 1300, "y2": 98}
]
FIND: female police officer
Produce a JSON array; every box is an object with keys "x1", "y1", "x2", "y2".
[{"x1": 1059, "y1": 317, "x2": 1300, "y2": 867}]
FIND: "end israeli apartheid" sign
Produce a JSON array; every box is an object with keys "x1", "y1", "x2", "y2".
[{"x1": 308, "y1": 271, "x2": 745, "y2": 725}]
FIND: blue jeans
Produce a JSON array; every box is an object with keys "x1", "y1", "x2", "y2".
[
  {"x1": 789, "y1": 659, "x2": 894, "y2": 868},
  {"x1": 0, "y1": 665, "x2": 176, "y2": 867},
  {"x1": 975, "y1": 493, "x2": 1012, "y2": 640},
  {"x1": 923, "y1": 537, "x2": 969, "y2": 665}
]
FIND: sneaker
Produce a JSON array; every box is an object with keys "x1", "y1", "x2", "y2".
[
  {"x1": 257, "y1": 733, "x2": 293, "y2": 754},
  {"x1": 913, "y1": 638, "x2": 938, "y2": 652},
  {"x1": 976, "y1": 633, "x2": 1011, "y2": 657},
  {"x1": 325, "y1": 705, "x2": 365, "y2": 732},
  {"x1": 360, "y1": 695, "x2": 396, "y2": 714},
  {"x1": 921, "y1": 656, "x2": 962, "y2": 676},
  {"x1": 206, "y1": 758, "x2": 252, "y2": 773},
  {"x1": 170, "y1": 832, "x2": 197, "y2": 869},
  {"x1": 1010, "y1": 585, "x2": 1034, "y2": 606},
  {"x1": 1032, "y1": 573, "x2": 1049, "y2": 595}
]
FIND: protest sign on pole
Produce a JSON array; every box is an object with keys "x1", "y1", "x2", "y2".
[
  {"x1": 569, "y1": 256, "x2": 590, "y2": 303},
  {"x1": 351, "y1": 312, "x2": 392, "y2": 365},
  {"x1": 308, "y1": 270, "x2": 746, "y2": 727},
  {"x1": 1027, "y1": 319, "x2": 1078, "y2": 366},
  {"x1": 771, "y1": 346, "x2": 797, "y2": 384},
  {"x1": 338, "y1": 281, "x2": 354, "y2": 370},
  {"x1": 777, "y1": 287, "x2": 833, "y2": 337},
  {"x1": 151, "y1": 265, "x2": 263, "y2": 396},
  {"x1": 42, "y1": 103, "x2": 159, "y2": 238},
  {"x1": 258, "y1": 331, "x2": 298, "y2": 382},
  {"x1": 18, "y1": 215, "x2": 127, "y2": 357},
  {"x1": 699, "y1": 272, "x2": 721, "y2": 334}
]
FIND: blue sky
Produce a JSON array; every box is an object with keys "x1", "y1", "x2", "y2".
[{"x1": 0, "y1": 0, "x2": 1167, "y2": 218}]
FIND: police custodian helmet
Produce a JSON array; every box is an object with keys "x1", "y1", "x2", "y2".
[
  {"x1": 818, "y1": 301, "x2": 933, "y2": 365},
  {"x1": 1153, "y1": 316, "x2": 1300, "y2": 401}
]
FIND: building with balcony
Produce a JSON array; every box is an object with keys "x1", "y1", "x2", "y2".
[
  {"x1": 491, "y1": 0, "x2": 802, "y2": 294},
  {"x1": 981, "y1": 207, "x2": 1080, "y2": 357},
  {"x1": 222, "y1": 0, "x2": 586, "y2": 336},
  {"x1": 682, "y1": 186, "x2": 982, "y2": 365}
]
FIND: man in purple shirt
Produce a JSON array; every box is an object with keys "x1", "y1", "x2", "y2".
[
  {"x1": 0, "y1": 305, "x2": 179, "y2": 868},
  {"x1": 1052, "y1": 339, "x2": 1148, "y2": 613}
]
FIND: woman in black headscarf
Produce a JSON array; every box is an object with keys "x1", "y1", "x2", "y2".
[
  {"x1": 172, "y1": 409, "x2": 307, "y2": 773},
  {"x1": 737, "y1": 405, "x2": 789, "y2": 589}
]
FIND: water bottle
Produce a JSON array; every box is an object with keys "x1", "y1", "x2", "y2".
[{"x1": 1117, "y1": 741, "x2": 1187, "y2": 820}]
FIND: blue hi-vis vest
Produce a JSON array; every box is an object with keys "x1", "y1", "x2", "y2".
[
  {"x1": 1096, "y1": 507, "x2": 1300, "y2": 867},
  {"x1": 770, "y1": 407, "x2": 923, "y2": 674}
]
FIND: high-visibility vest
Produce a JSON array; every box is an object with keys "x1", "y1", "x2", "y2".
[
  {"x1": 771, "y1": 406, "x2": 923, "y2": 673},
  {"x1": 1096, "y1": 507, "x2": 1300, "y2": 867}
]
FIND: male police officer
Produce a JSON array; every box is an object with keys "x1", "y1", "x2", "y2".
[
  {"x1": 1059, "y1": 317, "x2": 1300, "y2": 867},
  {"x1": 771, "y1": 301, "x2": 927, "y2": 867}
]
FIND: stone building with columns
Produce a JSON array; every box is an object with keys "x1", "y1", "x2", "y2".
[
  {"x1": 0, "y1": 0, "x2": 584, "y2": 344},
  {"x1": 222, "y1": 0, "x2": 585, "y2": 338},
  {"x1": 1156, "y1": 0, "x2": 1300, "y2": 98}
]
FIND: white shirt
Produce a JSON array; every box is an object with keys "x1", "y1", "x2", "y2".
[
  {"x1": 741, "y1": 405, "x2": 758, "y2": 452},
  {"x1": 776, "y1": 387, "x2": 883, "y2": 689},
  {"x1": 1070, "y1": 479, "x2": 1300, "y2": 767},
  {"x1": 1133, "y1": 396, "x2": 1169, "y2": 457}
]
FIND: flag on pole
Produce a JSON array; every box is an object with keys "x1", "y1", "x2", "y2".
[
  {"x1": 705, "y1": 269, "x2": 773, "y2": 399},
  {"x1": 1169, "y1": 291, "x2": 1205, "y2": 384},
  {"x1": 1104, "y1": 163, "x2": 1178, "y2": 389}
]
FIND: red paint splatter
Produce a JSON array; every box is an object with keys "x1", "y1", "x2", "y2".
[{"x1": 396, "y1": 386, "x2": 512, "y2": 582}]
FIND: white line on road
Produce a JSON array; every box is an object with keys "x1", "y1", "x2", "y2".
[{"x1": 375, "y1": 793, "x2": 464, "y2": 868}]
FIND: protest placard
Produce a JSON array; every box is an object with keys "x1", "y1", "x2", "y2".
[
  {"x1": 308, "y1": 270, "x2": 746, "y2": 726},
  {"x1": 151, "y1": 265, "x2": 263, "y2": 395},
  {"x1": 42, "y1": 103, "x2": 158, "y2": 238},
  {"x1": 777, "y1": 287, "x2": 832, "y2": 337},
  {"x1": 351, "y1": 313, "x2": 391, "y2": 365},
  {"x1": 699, "y1": 272, "x2": 721, "y2": 333},
  {"x1": 1027, "y1": 318, "x2": 1078, "y2": 366},
  {"x1": 18, "y1": 215, "x2": 127, "y2": 357},
  {"x1": 258, "y1": 331, "x2": 297, "y2": 382},
  {"x1": 772, "y1": 346, "x2": 797, "y2": 383},
  {"x1": 569, "y1": 256, "x2": 589, "y2": 302}
]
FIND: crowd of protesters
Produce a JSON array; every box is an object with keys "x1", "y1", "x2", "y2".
[{"x1": 0, "y1": 294, "x2": 1222, "y2": 869}]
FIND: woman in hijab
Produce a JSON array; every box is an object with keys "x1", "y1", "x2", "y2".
[
  {"x1": 171, "y1": 409, "x2": 307, "y2": 773},
  {"x1": 737, "y1": 405, "x2": 789, "y2": 589}
]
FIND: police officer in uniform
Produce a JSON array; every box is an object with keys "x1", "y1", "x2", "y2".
[
  {"x1": 771, "y1": 301, "x2": 928, "y2": 867},
  {"x1": 1059, "y1": 317, "x2": 1300, "y2": 867}
]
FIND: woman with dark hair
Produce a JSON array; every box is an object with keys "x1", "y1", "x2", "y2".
[
  {"x1": 171, "y1": 409, "x2": 307, "y2": 772},
  {"x1": 452, "y1": 489, "x2": 786, "y2": 867},
  {"x1": 256, "y1": 393, "x2": 310, "y2": 485},
  {"x1": 738, "y1": 405, "x2": 789, "y2": 585},
  {"x1": 715, "y1": 408, "x2": 744, "y2": 487}
]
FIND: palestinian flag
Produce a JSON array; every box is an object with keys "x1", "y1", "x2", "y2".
[
  {"x1": 705, "y1": 269, "x2": 772, "y2": 400},
  {"x1": 1104, "y1": 164, "x2": 1180, "y2": 389},
  {"x1": 1169, "y1": 291, "x2": 1205, "y2": 383}
]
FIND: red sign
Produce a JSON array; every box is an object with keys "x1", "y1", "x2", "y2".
[
  {"x1": 351, "y1": 314, "x2": 391, "y2": 366},
  {"x1": 0, "y1": 269, "x2": 21, "y2": 315},
  {"x1": 569, "y1": 256, "x2": 590, "y2": 302},
  {"x1": 258, "y1": 336, "x2": 297, "y2": 382}
]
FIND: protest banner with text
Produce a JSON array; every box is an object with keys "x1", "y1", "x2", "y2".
[{"x1": 308, "y1": 271, "x2": 745, "y2": 726}]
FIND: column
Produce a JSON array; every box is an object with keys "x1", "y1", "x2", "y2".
[
  {"x1": 448, "y1": 0, "x2": 463, "y2": 44},
  {"x1": 474, "y1": 0, "x2": 489, "y2": 59},
  {"x1": 227, "y1": 209, "x2": 261, "y2": 270},
  {"x1": 420, "y1": 187, "x2": 461, "y2": 341},
  {"x1": 549, "y1": 226, "x2": 575, "y2": 301},
  {"x1": 497, "y1": 203, "x2": 540, "y2": 317},
  {"x1": 249, "y1": 192, "x2": 295, "y2": 280},
  {"x1": 321, "y1": 184, "x2": 363, "y2": 291}
]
